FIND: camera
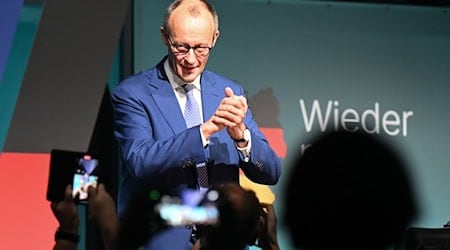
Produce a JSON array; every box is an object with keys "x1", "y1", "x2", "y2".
[{"x1": 46, "y1": 149, "x2": 99, "y2": 204}]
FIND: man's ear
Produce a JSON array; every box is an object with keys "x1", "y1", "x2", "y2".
[
  {"x1": 212, "y1": 30, "x2": 220, "y2": 47},
  {"x1": 160, "y1": 27, "x2": 169, "y2": 46}
]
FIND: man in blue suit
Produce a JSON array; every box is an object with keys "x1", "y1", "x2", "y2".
[{"x1": 111, "y1": 0, "x2": 282, "y2": 249}]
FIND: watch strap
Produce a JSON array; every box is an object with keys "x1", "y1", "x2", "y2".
[
  {"x1": 55, "y1": 230, "x2": 80, "y2": 244},
  {"x1": 233, "y1": 128, "x2": 250, "y2": 143},
  {"x1": 233, "y1": 137, "x2": 247, "y2": 143}
]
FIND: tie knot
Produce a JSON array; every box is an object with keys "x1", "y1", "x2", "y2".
[{"x1": 183, "y1": 84, "x2": 195, "y2": 93}]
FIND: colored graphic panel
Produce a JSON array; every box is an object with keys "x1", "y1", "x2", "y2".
[
  {"x1": 0, "y1": 0, "x2": 23, "y2": 85},
  {"x1": 0, "y1": 5, "x2": 41, "y2": 152},
  {"x1": 0, "y1": 152, "x2": 56, "y2": 249}
]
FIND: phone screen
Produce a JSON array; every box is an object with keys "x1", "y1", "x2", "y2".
[
  {"x1": 154, "y1": 188, "x2": 220, "y2": 226},
  {"x1": 157, "y1": 203, "x2": 219, "y2": 226},
  {"x1": 72, "y1": 155, "x2": 99, "y2": 203}
]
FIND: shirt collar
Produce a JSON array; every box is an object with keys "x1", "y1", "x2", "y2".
[{"x1": 163, "y1": 58, "x2": 201, "y2": 91}]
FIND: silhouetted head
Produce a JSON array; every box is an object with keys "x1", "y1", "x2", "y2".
[
  {"x1": 198, "y1": 182, "x2": 262, "y2": 250},
  {"x1": 284, "y1": 129, "x2": 418, "y2": 250}
]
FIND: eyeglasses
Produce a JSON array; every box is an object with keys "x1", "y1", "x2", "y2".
[{"x1": 167, "y1": 36, "x2": 213, "y2": 57}]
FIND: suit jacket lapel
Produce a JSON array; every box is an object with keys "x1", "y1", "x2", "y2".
[
  {"x1": 148, "y1": 63, "x2": 223, "y2": 134},
  {"x1": 149, "y1": 62, "x2": 187, "y2": 134},
  {"x1": 200, "y1": 73, "x2": 222, "y2": 122}
]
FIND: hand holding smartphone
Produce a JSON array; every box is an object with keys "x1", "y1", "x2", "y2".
[{"x1": 47, "y1": 149, "x2": 99, "y2": 204}]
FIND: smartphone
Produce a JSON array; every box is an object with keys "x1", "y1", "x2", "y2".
[
  {"x1": 46, "y1": 149, "x2": 99, "y2": 204},
  {"x1": 154, "y1": 188, "x2": 220, "y2": 226},
  {"x1": 71, "y1": 155, "x2": 99, "y2": 203}
]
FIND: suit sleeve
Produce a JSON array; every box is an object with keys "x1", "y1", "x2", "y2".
[{"x1": 233, "y1": 84, "x2": 282, "y2": 185}]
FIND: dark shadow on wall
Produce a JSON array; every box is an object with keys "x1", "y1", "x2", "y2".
[
  {"x1": 248, "y1": 87, "x2": 282, "y2": 128},
  {"x1": 86, "y1": 85, "x2": 119, "y2": 250}
]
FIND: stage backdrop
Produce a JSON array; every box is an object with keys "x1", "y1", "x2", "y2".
[
  {"x1": 0, "y1": 0, "x2": 129, "y2": 249},
  {"x1": 134, "y1": 1, "x2": 450, "y2": 249},
  {"x1": 1, "y1": 1, "x2": 449, "y2": 250}
]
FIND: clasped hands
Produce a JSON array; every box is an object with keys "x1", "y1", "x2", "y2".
[{"x1": 201, "y1": 87, "x2": 247, "y2": 141}]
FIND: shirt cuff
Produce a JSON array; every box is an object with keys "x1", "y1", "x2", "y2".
[
  {"x1": 236, "y1": 135, "x2": 251, "y2": 162},
  {"x1": 199, "y1": 127, "x2": 209, "y2": 147}
]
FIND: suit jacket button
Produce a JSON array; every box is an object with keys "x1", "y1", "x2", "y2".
[
  {"x1": 256, "y1": 160, "x2": 263, "y2": 169},
  {"x1": 182, "y1": 160, "x2": 192, "y2": 168}
]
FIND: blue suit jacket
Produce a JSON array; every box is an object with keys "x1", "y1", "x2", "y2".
[{"x1": 112, "y1": 57, "x2": 281, "y2": 250}]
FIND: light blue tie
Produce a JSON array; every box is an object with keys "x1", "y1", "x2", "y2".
[
  {"x1": 183, "y1": 84, "x2": 209, "y2": 187},
  {"x1": 183, "y1": 84, "x2": 201, "y2": 128}
]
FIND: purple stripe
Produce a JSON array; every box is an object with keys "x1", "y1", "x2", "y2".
[{"x1": 0, "y1": 0, "x2": 24, "y2": 85}]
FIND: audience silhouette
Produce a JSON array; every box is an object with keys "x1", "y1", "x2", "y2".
[
  {"x1": 194, "y1": 182, "x2": 274, "y2": 250},
  {"x1": 51, "y1": 181, "x2": 279, "y2": 250},
  {"x1": 283, "y1": 129, "x2": 418, "y2": 250},
  {"x1": 53, "y1": 130, "x2": 416, "y2": 250}
]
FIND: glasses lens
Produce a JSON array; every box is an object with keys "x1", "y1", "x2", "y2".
[
  {"x1": 169, "y1": 39, "x2": 211, "y2": 57},
  {"x1": 195, "y1": 47, "x2": 210, "y2": 56},
  {"x1": 173, "y1": 44, "x2": 189, "y2": 54}
]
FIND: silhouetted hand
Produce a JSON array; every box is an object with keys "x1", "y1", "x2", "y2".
[
  {"x1": 51, "y1": 185, "x2": 79, "y2": 250},
  {"x1": 51, "y1": 185, "x2": 79, "y2": 234},
  {"x1": 87, "y1": 183, "x2": 119, "y2": 250}
]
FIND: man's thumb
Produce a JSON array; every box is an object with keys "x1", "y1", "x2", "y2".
[{"x1": 225, "y1": 87, "x2": 234, "y2": 97}]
